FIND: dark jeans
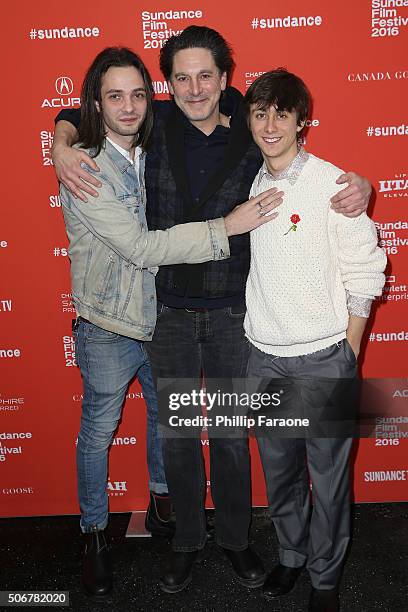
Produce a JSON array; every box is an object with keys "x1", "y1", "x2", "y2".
[{"x1": 146, "y1": 303, "x2": 251, "y2": 551}]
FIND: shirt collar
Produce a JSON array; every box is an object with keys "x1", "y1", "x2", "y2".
[
  {"x1": 258, "y1": 146, "x2": 309, "y2": 186},
  {"x1": 106, "y1": 137, "x2": 143, "y2": 166}
]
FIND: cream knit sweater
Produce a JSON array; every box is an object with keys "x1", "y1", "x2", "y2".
[{"x1": 244, "y1": 153, "x2": 386, "y2": 357}]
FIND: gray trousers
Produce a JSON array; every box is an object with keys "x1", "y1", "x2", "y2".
[{"x1": 248, "y1": 340, "x2": 357, "y2": 589}]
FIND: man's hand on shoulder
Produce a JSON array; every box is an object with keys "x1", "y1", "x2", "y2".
[
  {"x1": 331, "y1": 172, "x2": 371, "y2": 218},
  {"x1": 52, "y1": 120, "x2": 101, "y2": 202}
]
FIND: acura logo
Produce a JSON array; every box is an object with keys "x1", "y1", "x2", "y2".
[{"x1": 55, "y1": 76, "x2": 74, "y2": 96}]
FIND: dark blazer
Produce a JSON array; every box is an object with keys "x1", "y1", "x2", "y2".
[{"x1": 145, "y1": 88, "x2": 263, "y2": 300}]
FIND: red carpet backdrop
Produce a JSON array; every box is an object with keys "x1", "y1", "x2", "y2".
[{"x1": 1, "y1": 0, "x2": 408, "y2": 517}]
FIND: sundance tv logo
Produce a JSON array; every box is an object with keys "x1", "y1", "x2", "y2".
[{"x1": 41, "y1": 77, "x2": 80, "y2": 109}]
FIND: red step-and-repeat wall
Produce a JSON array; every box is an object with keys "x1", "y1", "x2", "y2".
[{"x1": 1, "y1": 1, "x2": 407, "y2": 517}]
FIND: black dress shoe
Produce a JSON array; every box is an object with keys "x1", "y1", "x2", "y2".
[
  {"x1": 262, "y1": 564, "x2": 302, "y2": 599},
  {"x1": 82, "y1": 527, "x2": 112, "y2": 598},
  {"x1": 145, "y1": 492, "x2": 175, "y2": 537},
  {"x1": 308, "y1": 587, "x2": 340, "y2": 612},
  {"x1": 220, "y1": 546, "x2": 266, "y2": 588},
  {"x1": 159, "y1": 550, "x2": 199, "y2": 593}
]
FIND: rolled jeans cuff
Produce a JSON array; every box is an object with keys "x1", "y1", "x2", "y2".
[
  {"x1": 80, "y1": 515, "x2": 108, "y2": 534},
  {"x1": 149, "y1": 481, "x2": 168, "y2": 495}
]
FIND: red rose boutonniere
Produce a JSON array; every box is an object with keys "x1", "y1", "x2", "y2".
[{"x1": 284, "y1": 213, "x2": 301, "y2": 235}]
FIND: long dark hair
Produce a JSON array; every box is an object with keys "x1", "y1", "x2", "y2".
[{"x1": 79, "y1": 47, "x2": 154, "y2": 156}]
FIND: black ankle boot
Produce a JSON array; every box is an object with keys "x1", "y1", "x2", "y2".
[
  {"x1": 145, "y1": 492, "x2": 176, "y2": 537},
  {"x1": 82, "y1": 526, "x2": 112, "y2": 598},
  {"x1": 159, "y1": 550, "x2": 199, "y2": 593}
]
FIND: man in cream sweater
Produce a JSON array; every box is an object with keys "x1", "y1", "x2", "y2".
[{"x1": 244, "y1": 70, "x2": 386, "y2": 612}]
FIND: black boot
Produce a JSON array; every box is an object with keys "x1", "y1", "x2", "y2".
[
  {"x1": 159, "y1": 550, "x2": 199, "y2": 593},
  {"x1": 262, "y1": 564, "x2": 302, "y2": 599},
  {"x1": 220, "y1": 546, "x2": 266, "y2": 588},
  {"x1": 145, "y1": 492, "x2": 175, "y2": 537},
  {"x1": 82, "y1": 526, "x2": 112, "y2": 598},
  {"x1": 308, "y1": 587, "x2": 340, "y2": 612}
]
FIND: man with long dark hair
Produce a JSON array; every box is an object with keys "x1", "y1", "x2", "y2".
[
  {"x1": 53, "y1": 27, "x2": 372, "y2": 595},
  {"x1": 61, "y1": 45, "x2": 282, "y2": 599}
]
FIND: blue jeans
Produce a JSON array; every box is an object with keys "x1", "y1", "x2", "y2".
[{"x1": 73, "y1": 318, "x2": 167, "y2": 533}]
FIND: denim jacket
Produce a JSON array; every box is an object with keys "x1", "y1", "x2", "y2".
[{"x1": 60, "y1": 140, "x2": 230, "y2": 340}]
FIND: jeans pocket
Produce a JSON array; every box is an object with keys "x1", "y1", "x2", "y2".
[
  {"x1": 156, "y1": 302, "x2": 167, "y2": 319},
  {"x1": 343, "y1": 338, "x2": 357, "y2": 366},
  {"x1": 225, "y1": 305, "x2": 246, "y2": 319},
  {"x1": 85, "y1": 322, "x2": 120, "y2": 343}
]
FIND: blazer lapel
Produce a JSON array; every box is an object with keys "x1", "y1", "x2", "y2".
[
  {"x1": 165, "y1": 105, "x2": 193, "y2": 207},
  {"x1": 197, "y1": 105, "x2": 253, "y2": 208}
]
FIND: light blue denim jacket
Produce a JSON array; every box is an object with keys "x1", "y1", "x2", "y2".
[{"x1": 60, "y1": 140, "x2": 230, "y2": 340}]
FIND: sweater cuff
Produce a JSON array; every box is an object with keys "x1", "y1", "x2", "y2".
[
  {"x1": 207, "y1": 218, "x2": 230, "y2": 260},
  {"x1": 346, "y1": 290, "x2": 373, "y2": 318}
]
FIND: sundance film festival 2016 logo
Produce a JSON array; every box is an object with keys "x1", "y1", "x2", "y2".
[
  {"x1": 376, "y1": 219, "x2": 408, "y2": 255},
  {"x1": 0, "y1": 431, "x2": 32, "y2": 463},
  {"x1": 140, "y1": 9, "x2": 203, "y2": 50},
  {"x1": 378, "y1": 173, "x2": 408, "y2": 198},
  {"x1": 371, "y1": 0, "x2": 408, "y2": 37},
  {"x1": 63, "y1": 336, "x2": 76, "y2": 367},
  {"x1": 375, "y1": 415, "x2": 408, "y2": 445},
  {"x1": 40, "y1": 131, "x2": 53, "y2": 166},
  {"x1": 42, "y1": 77, "x2": 80, "y2": 109},
  {"x1": 49, "y1": 194, "x2": 61, "y2": 208}
]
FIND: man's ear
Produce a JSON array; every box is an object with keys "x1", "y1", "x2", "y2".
[
  {"x1": 297, "y1": 119, "x2": 306, "y2": 132},
  {"x1": 168, "y1": 80, "x2": 174, "y2": 96},
  {"x1": 220, "y1": 71, "x2": 227, "y2": 92},
  {"x1": 95, "y1": 100, "x2": 101, "y2": 113}
]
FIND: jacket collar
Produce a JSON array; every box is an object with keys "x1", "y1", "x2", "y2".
[
  {"x1": 101, "y1": 139, "x2": 145, "y2": 175},
  {"x1": 165, "y1": 96, "x2": 255, "y2": 210}
]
